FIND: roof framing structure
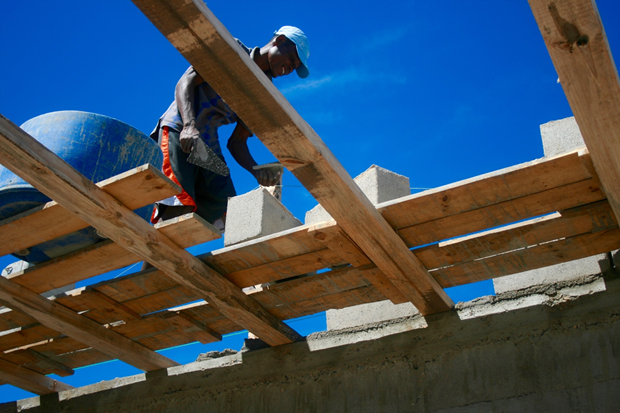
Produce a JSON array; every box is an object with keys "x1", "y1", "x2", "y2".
[
  {"x1": 0, "y1": 0, "x2": 617, "y2": 397},
  {"x1": 130, "y1": 0, "x2": 454, "y2": 315}
]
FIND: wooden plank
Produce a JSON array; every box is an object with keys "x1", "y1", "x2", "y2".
[
  {"x1": 0, "y1": 276, "x2": 178, "y2": 371},
  {"x1": 0, "y1": 114, "x2": 301, "y2": 346},
  {"x1": 108, "y1": 312, "x2": 216, "y2": 351},
  {"x1": 254, "y1": 266, "x2": 372, "y2": 308},
  {"x1": 397, "y1": 177, "x2": 604, "y2": 248},
  {"x1": 56, "y1": 289, "x2": 142, "y2": 325},
  {"x1": 0, "y1": 325, "x2": 60, "y2": 353},
  {"x1": 0, "y1": 164, "x2": 179, "y2": 257},
  {"x1": 432, "y1": 227, "x2": 620, "y2": 288},
  {"x1": 24, "y1": 336, "x2": 112, "y2": 370},
  {"x1": 380, "y1": 149, "x2": 592, "y2": 230},
  {"x1": 131, "y1": 0, "x2": 453, "y2": 314},
  {"x1": 205, "y1": 224, "x2": 328, "y2": 275},
  {"x1": 529, "y1": 0, "x2": 620, "y2": 222},
  {"x1": 8, "y1": 213, "x2": 220, "y2": 295},
  {"x1": 415, "y1": 200, "x2": 616, "y2": 269},
  {"x1": 0, "y1": 307, "x2": 39, "y2": 332},
  {"x1": 0, "y1": 358, "x2": 73, "y2": 395},
  {"x1": 224, "y1": 248, "x2": 344, "y2": 288}
]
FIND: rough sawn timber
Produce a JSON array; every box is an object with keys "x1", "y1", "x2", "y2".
[
  {"x1": 131, "y1": 0, "x2": 453, "y2": 315},
  {"x1": 0, "y1": 114, "x2": 301, "y2": 347},
  {"x1": 529, "y1": 0, "x2": 620, "y2": 222}
]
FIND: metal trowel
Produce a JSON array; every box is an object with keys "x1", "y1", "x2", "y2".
[{"x1": 187, "y1": 138, "x2": 230, "y2": 176}]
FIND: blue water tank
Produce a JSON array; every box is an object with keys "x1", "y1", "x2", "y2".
[{"x1": 0, "y1": 111, "x2": 162, "y2": 263}]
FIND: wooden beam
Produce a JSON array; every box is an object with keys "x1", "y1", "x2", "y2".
[
  {"x1": 0, "y1": 114, "x2": 301, "y2": 346},
  {"x1": 529, "y1": 0, "x2": 620, "y2": 221},
  {"x1": 0, "y1": 275, "x2": 178, "y2": 371},
  {"x1": 0, "y1": 164, "x2": 179, "y2": 257},
  {"x1": 131, "y1": 0, "x2": 453, "y2": 314},
  {"x1": 0, "y1": 358, "x2": 73, "y2": 395}
]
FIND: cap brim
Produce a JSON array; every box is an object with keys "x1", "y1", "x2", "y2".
[{"x1": 296, "y1": 65, "x2": 309, "y2": 79}]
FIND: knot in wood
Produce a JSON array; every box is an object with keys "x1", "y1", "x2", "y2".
[
  {"x1": 314, "y1": 232, "x2": 327, "y2": 241},
  {"x1": 119, "y1": 237, "x2": 134, "y2": 247}
]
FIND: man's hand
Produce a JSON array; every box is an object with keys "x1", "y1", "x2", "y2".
[
  {"x1": 252, "y1": 163, "x2": 283, "y2": 186},
  {"x1": 179, "y1": 125, "x2": 200, "y2": 153},
  {"x1": 253, "y1": 166, "x2": 282, "y2": 186}
]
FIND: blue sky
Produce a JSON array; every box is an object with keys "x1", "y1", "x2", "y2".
[{"x1": 1, "y1": 0, "x2": 619, "y2": 404}]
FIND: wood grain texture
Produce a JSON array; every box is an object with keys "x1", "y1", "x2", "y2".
[
  {"x1": 379, "y1": 149, "x2": 591, "y2": 231},
  {"x1": 0, "y1": 358, "x2": 73, "y2": 395},
  {"x1": 528, "y1": 0, "x2": 620, "y2": 222},
  {"x1": 131, "y1": 0, "x2": 453, "y2": 315},
  {"x1": 0, "y1": 114, "x2": 301, "y2": 346},
  {"x1": 0, "y1": 164, "x2": 179, "y2": 257}
]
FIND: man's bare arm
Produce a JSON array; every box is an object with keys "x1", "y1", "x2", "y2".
[{"x1": 227, "y1": 124, "x2": 280, "y2": 186}]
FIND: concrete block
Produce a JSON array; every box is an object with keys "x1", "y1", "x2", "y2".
[
  {"x1": 493, "y1": 254, "x2": 608, "y2": 294},
  {"x1": 305, "y1": 165, "x2": 410, "y2": 224},
  {"x1": 326, "y1": 300, "x2": 419, "y2": 331},
  {"x1": 541, "y1": 116, "x2": 585, "y2": 157},
  {"x1": 224, "y1": 187, "x2": 302, "y2": 246}
]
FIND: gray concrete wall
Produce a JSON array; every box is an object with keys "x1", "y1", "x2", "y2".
[{"x1": 6, "y1": 270, "x2": 620, "y2": 413}]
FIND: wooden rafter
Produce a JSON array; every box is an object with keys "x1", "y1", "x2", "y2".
[
  {"x1": 528, "y1": 0, "x2": 620, "y2": 221},
  {"x1": 0, "y1": 114, "x2": 301, "y2": 346},
  {"x1": 131, "y1": 0, "x2": 453, "y2": 315}
]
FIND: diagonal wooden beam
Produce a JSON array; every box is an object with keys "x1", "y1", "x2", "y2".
[
  {"x1": 0, "y1": 114, "x2": 301, "y2": 346},
  {"x1": 131, "y1": 0, "x2": 453, "y2": 314},
  {"x1": 0, "y1": 358, "x2": 73, "y2": 395},
  {"x1": 0, "y1": 275, "x2": 178, "y2": 371},
  {"x1": 529, "y1": 0, "x2": 620, "y2": 221}
]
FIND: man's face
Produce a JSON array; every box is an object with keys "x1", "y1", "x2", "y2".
[{"x1": 267, "y1": 36, "x2": 302, "y2": 78}]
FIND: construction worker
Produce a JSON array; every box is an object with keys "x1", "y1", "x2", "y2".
[{"x1": 150, "y1": 26, "x2": 310, "y2": 229}]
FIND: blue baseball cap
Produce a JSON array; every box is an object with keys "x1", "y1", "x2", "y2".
[{"x1": 274, "y1": 26, "x2": 310, "y2": 78}]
